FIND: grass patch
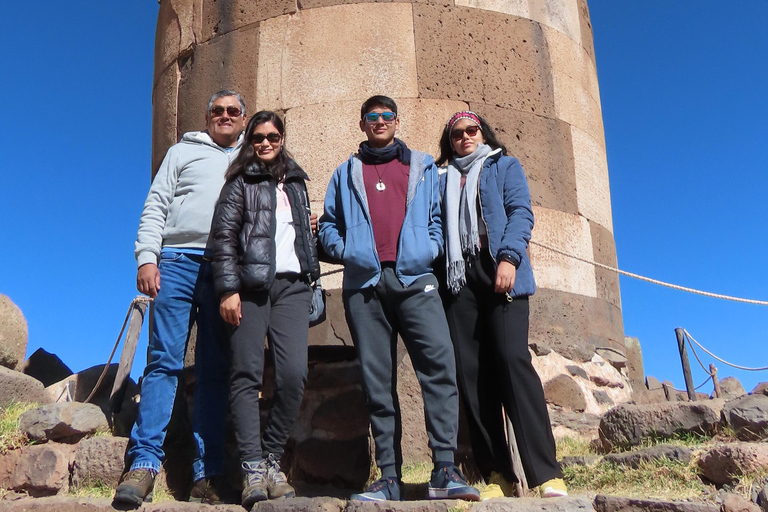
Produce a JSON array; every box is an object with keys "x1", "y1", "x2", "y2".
[
  {"x1": 68, "y1": 480, "x2": 115, "y2": 499},
  {"x1": 556, "y1": 436, "x2": 596, "y2": 458},
  {"x1": 0, "y1": 401, "x2": 38, "y2": 453},
  {"x1": 564, "y1": 457, "x2": 714, "y2": 501},
  {"x1": 401, "y1": 461, "x2": 432, "y2": 484}
]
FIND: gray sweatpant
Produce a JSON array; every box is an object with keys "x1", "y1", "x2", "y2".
[{"x1": 343, "y1": 266, "x2": 458, "y2": 478}]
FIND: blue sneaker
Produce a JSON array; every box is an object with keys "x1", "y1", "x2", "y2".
[
  {"x1": 350, "y1": 477, "x2": 401, "y2": 501},
  {"x1": 428, "y1": 465, "x2": 480, "y2": 501}
]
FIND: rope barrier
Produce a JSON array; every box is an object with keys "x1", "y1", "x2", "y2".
[
  {"x1": 683, "y1": 329, "x2": 768, "y2": 372},
  {"x1": 530, "y1": 241, "x2": 768, "y2": 306}
]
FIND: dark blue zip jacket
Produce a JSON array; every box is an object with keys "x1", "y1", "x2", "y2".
[
  {"x1": 440, "y1": 151, "x2": 536, "y2": 298},
  {"x1": 319, "y1": 150, "x2": 443, "y2": 289}
]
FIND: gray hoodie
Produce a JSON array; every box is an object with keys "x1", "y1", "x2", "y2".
[{"x1": 134, "y1": 131, "x2": 242, "y2": 268}]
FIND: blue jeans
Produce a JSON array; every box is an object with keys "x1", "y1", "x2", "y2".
[{"x1": 127, "y1": 251, "x2": 230, "y2": 481}]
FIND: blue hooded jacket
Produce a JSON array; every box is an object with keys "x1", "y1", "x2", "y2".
[
  {"x1": 319, "y1": 150, "x2": 443, "y2": 289},
  {"x1": 440, "y1": 151, "x2": 536, "y2": 298}
]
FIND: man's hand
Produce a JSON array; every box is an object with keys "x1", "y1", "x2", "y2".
[
  {"x1": 220, "y1": 292, "x2": 242, "y2": 326},
  {"x1": 494, "y1": 260, "x2": 517, "y2": 294},
  {"x1": 310, "y1": 213, "x2": 319, "y2": 236},
  {"x1": 137, "y1": 263, "x2": 161, "y2": 298}
]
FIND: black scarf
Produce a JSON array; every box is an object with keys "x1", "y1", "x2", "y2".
[{"x1": 357, "y1": 138, "x2": 411, "y2": 165}]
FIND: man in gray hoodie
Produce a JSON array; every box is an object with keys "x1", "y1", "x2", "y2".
[{"x1": 114, "y1": 90, "x2": 247, "y2": 507}]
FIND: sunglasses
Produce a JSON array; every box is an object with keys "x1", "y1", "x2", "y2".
[
  {"x1": 451, "y1": 125, "x2": 481, "y2": 141},
  {"x1": 252, "y1": 132, "x2": 282, "y2": 144},
  {"x1": 210, "y1": 106, "x2": 242, "y2": 117},
  {"x1": 364, "y1": 112, "x2": 396, "y2": 124}
]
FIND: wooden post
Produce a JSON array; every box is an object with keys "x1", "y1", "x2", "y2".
[
  {"x1": 505, "y1": 413, "x2": 528, "y2": 496},
  {"x1": 710, "y1": 363, "x2": 722, "y2": 399},
  {"x1": 110, "y1": 301, "x2": 148, "y2": 412},
  {"x1": 675, "y1": 328, "x2": 697, "y2": 402}
]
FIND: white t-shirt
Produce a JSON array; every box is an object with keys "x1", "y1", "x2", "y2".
[{"x1": 274, "y1": 183, "x2": 301, "y2": 274}]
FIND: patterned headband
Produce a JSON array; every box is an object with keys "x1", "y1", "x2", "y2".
[{"x1": 447, "y1": 111, "x2": 481, "y2": 132}]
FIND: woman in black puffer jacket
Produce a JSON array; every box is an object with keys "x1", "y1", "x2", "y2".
[{"x1": 212, "y1": 111, "x2": 320, "y2": 508}]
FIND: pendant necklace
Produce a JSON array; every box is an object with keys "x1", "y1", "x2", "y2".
[{"x1": 373, "y1": 164, "x2": 386, "y2": 192}]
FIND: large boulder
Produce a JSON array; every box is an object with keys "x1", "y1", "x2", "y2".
[
  {"x1": 721, "y1": 394, "x2": 768, "y2": 441},
  {"x1": 0, "y1": 366, "x2": 50, "y2": 405},
  {"x1": 21, "y1": 348, "x2": 72, "y2": 387},
  {"x1": 0, "y1": 294, "x2": 27, "y2": 370},
  {"x1": 717, "y1": 377, "x2": 747, "y2": 400},
  {"x1": 698, "y1": 442, "x2": 768, "y2": 486},
  {"x1": 594, "y1": 495, "x2": 719, "y2": 512},
  {"x1": 71, "y1": 436, "x2": 129, "y2": 490},
  {"x1": 19, "y1": 402, "x2": 108, "y2": 443},
  {"x1": 599, "y1": 400, "x2": 724, "y2": 450},
  {"x1": 602, "y1": 444, "x2": 692, "y2": 468}
]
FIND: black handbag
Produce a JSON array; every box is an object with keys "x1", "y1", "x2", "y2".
[{"x1": 309, "y1": 276, "x2": 326, "y2": 326}]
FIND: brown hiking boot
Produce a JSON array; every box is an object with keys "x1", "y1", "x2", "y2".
[
  {"x1": 189, "y1": 476, "x2": 224, "y2": 505},
  {"x1": 241, "y1": 460, "x2": 269, "y2": 508},
  {"x1": 114, "y1": 468, "x2": 156, "y2": 506},
  {"x1": 266, "y1": 453, "x2": 295, "y2": 499}
]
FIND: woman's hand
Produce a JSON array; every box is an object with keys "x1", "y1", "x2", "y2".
[
  {"x1": 220, "y1": 292, "x2": 242, "y2": 326},
  {"x1": 310, "y1": 213, "x2": 318, "y2": 236},
  {"x1": 494, "y1": 260, "x2": 517, "y2": 294}
]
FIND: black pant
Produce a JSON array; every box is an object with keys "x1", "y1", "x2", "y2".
[
  {"x1": 343, "y1": 267, "x2": 458, "y2": 478},
  {"x1": 443, "y1": 252, "x2": 561, "y2": 487},
  {"x1": 228, "y1": 275, "x2": 311, "y2": 463}
]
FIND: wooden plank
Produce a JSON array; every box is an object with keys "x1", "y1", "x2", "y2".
[
  {"x1": 505, "y1": 413, "x2": 528, "y2": 496},
  {"x1": 110, "y1": 301, "x2": 148, "y2": 412}
]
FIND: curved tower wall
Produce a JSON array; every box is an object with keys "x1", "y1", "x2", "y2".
[{"x1": 152, "y1": 0, "x2": 623, "y2": 361}]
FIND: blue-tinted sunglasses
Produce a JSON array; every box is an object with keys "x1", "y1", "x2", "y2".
[{"x1": 364, "y1": 112, "x2": 396, "y2": 124}]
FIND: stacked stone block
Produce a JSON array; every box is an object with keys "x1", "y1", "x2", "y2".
[{"x1": 152, "y1": 0, "x2": 622, "y2": 362}]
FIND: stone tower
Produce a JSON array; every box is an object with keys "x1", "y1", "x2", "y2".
[{"x1": 152, "y1": 0, "x2": 623, "y2": 362}]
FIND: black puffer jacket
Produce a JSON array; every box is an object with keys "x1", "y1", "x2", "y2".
[{"x1": 212, "y1": 160, "x2": 321, "y2": 298}]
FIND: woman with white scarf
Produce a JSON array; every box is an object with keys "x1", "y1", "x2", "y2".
[{"x1": 437, "y1": 111, "x2": 566, "y2": 500}]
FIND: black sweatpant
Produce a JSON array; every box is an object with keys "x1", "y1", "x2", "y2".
[
  {"x1": 343, "y1": 266, "x2": 458, "y2": 479},
  {"x1": 443, "y1": 251, "x2": 561, "y2": 487},
  {"x1": 228, "y1": 274, "x2": 311, "y2": 463}
]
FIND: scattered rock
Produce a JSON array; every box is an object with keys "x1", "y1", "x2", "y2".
[
  {"x1": 544, "y1": 374, "x2": 587, "y2": 412},
  {"x1": 0, "y1": 366, "x2": 50, "y2": 405},
  {"x1": 592, "y1": 390, "x2": 614, "y2": 406},
  {"x1": 722, "y1": 394, "x2": 768, "y2": 441},
  {"x1": 2, "y1": 443, "x2": 75, "y2": 496},
  {"x1": 751, "y1": 382, "x2": 768, "y2": 397},
  {"x1": 21, "y1": 348, "x2": 72, "y2": 387},
  {"x1": 590, "y1": 375, "x2": 610, "y2": 386},
  {"x1": 548, "y1": 405, "x2": 601, "y2": 438},
  {"x1": 529, "y1": 343, "x2": 552, "y2": 356},
  {"x1": 594, "y1": 347, "x2": 627, "y2": 370},
  {"x1": 721, "y1": 492, "x2": 761, "y2": 512},
  {"x1": 757, "y1": 484, "x2": 768, "y2": 511},
  {"x1": 594, "y1": 495, "x2": 719, "y2": 512},
  {"x1": 19, "y1": 402, "x2": 108, "y2": 443},
  {"x1": 718, "y1": 377, "x2": 747, "y2": 400},
  {"x1": 602, "y1": 444, "x2": 692, "y2": 468},
  {"x1": 698, "y1": 443, "x2": 768, "y2": 485},
  {"x1": 599, "y1": 400, "x2": 724, "y2": 450},
  {"x1": 71, "y1": 436, "x2": 129, "y2": 490},
  {"x1": 566, "y1": 365, "x2": 589, "y2": 380},
  {"x1": 0, "y1": 295, "x2": 28, "y2": 370},
  {"x1": 646, "y1": 376, "x2": 663, "y2": 391}
]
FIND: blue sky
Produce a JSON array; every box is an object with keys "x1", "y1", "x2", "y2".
[{"x1": 1, "y1": 2, "x2": 767, "y2": 392}]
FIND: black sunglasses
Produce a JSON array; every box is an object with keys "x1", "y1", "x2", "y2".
[
  {"x1": 451, "y1": 125, "x2": 481, "y2": 141},
  {"x1": 210, "y1": 106, "x2": 242, "y2": 117},
  {"x1": 252, "y1": 132, "x2": 282, "y2": 144}
]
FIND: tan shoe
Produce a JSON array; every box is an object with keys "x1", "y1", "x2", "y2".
[
  {"x1": 266, "y1": 453, "x2": 295, "y2": 499},
  {"x1": 241, "y1": 460, "x2": 269, "y2": 508},
  {"x1": 189, "y1": 476, "x2": 224, "y2": 505},
  {"x1": 114, "y1": 468, "x2": 156, "y2": 506}
]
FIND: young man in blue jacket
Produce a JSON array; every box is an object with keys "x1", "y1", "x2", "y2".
[{"x1": 319, "y1": 95, "x2": 480, "y2": 502}]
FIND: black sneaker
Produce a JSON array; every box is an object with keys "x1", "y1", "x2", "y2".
[
  {"x1": 114, "y1": 468, "x2": 156, "y2": 506},
  {"x1": 350, "y1": 477, "x2": 401, "y2": 501},
  {"x1": 428, "y1": 465, "x2": 480, "y2": 501},
  {"x1": 241, "y1": 460, "x2": 269, "y2": 508}
]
